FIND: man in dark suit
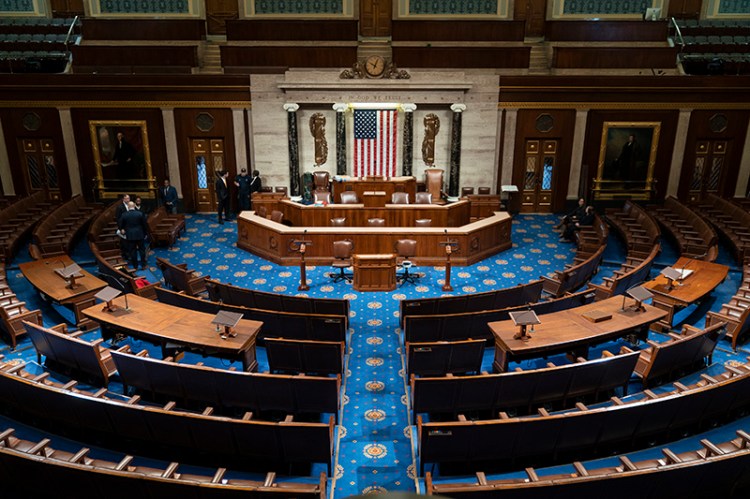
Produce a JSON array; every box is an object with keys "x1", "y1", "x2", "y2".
[
  {"x1": 563, "y1": 205, "x2": 595, "y2": 242},
  {"x1": 114, "y1": 194, "x2": 130, "y2": 259},
  {"x1": 215, "y1": 170, "x2": 231, "y2": 224},
  {"x1": 118, "y1": 201, "x2": 149, "y2": 270},
  {"x1": 234, "y1": 168, "x2": 251, "y2": 213},
  {"x1": 249, "y1": 170, "x2": 262, "y2": 209},
  {"x1": 159, "y1": 178, "x2": 178, "y2": 214}
]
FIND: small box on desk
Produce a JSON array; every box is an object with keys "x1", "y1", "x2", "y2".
[{"x1": 581, "y1": 309, "x2": 612, "y2": 323}]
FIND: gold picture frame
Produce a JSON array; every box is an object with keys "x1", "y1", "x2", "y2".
[
  {"x1": 593, "y1": 121, "x2": 660, "y2": 200},
  {"x1": 89, "y1": 120, "x2": 156, "y2": 199}
]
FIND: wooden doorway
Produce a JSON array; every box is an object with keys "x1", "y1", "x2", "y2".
[
  {"x1": 519, "y1": 139, "x2": 558, "y2": 213},
  {"x1": 18, "y1": 138, "x2": 62, "y2": 201},
  {"x1": 685, "y1": 140, "x2": 730, "y2": 203},
  {"x1": 205, "y1": 0, "x2": 239, "y2": 36},
  {"x1": 191, "y1": 138, "x2": 225, "y2": 213},
  {"x1": 360, "y1": 0, "x2": 392, "y2": 37},
  {"x1": 515, "y1": 0, "x2": 546, "y2": 38}
]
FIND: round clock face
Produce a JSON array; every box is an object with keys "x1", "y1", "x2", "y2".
[{"x1": 365, "y1": 55, "x2": 386, "y2": 77}]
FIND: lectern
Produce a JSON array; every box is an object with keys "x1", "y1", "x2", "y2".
[
  {"x1": 56, "y1": 263, "x2": 83, "y2": 289},
  {"x1": 660, "y1": 267, "x2": 684, "y2": 291},
  {"x1": 509, "y1": 310, "x2": 541, "y2": 340},
  {"x1": 289, "y1": 234, "x2": 312, "y2": 291},
  {"x1": 353, "y1": 254, "x2": 396, "y2": 292},
  {"x1": 212, "y1": 310, "x2": 243, "y2": 340},
  {"x1": 95, "y1": 286, "x2": 129, "y2": 313}
]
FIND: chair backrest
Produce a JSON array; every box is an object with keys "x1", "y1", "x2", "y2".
[
  {"x1": 391, "y1": 192, "x2": 409, "y2": 204},
  {"x1": 314, "y1": 191, "x2": 331, "y2": 204},
  {"x1": 461, "y1": 187, "x2": 474, "y2": 197},
  {"x1": 275, "y1": 186, "x2": 288, "y2": 195},
  {"x1": 368, "y1": 218, "x2": 385, "y2": 227},
  {"x1": 415, "y1": 192, "x2": 432, "y2": 204},
  {"x1": 330, "y1": 217, "x2": 346, "y2": 227},
  {"x1": 313, "y1": 171, "x2": 329, "y2": 190},
  {"x1": 477, "y1": 186, "x2": 491, "y2": 194},
  {"x1": 396, "y1": 239, "x2": 417, "y2": 258},
  {"x1": 257, "y1": 205, "x2": 268, "y2": 218},
  {"x1": 424, "y1": 169, "x2": 443, "y2": 200},
  {"x1": 339, "y1": 191, "x2": 359, "y2": 204},
  {"x1": 270, "y1": 210, "x2": 284, "y2": 223},
  {"x1": 415, "y1": 219, "x2": 432, "y2": 227},
  {"x1": 333, "y1": 240, "x2": 353, "y2": 259}
]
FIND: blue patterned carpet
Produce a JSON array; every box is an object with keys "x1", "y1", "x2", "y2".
[{"x1": 1, "y1": 212, "x2": 745, "y2": 498}]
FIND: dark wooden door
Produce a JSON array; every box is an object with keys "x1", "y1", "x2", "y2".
[
  {"x1": 360, "y1": 0, "x2": 392, "y2": 37},
  {"x1": 519, "y1": 139, "x2": 558, "y2": 213},
  {"x1": 515, "y1": 0, "x2": 546, "y2": 38},
  {"x1": 685, "y1": 140, "x2": 731, "y2": 203},
  {"x1": 191, "y1": 138, "x2": 225, "y2": 213},
  {"x1": 18, "y1": 138, "x2": 62, "y2": 201},
  {"x1": 49, "y1": 0, "x2": 84, "y2": 17},
  {"x1": 206, "y1": 0, "x2": 239, "y2": 35},
  {"x1": 667, "y1": 0, "x2": 702, "y2": 19}
]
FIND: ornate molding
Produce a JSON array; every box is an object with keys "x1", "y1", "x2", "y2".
[
  {"x1": 283, "y1": 102, "x2": 300, "y2": 112},
  {"x1": 450, "y1": 103, "x2": 467, "y2": 113},
  {"x1": 340, "y1": 60, "x2": 410, "y2": 80},
  {"x1": 402, "y1": 103, "x2": 417, "y2": 113}
]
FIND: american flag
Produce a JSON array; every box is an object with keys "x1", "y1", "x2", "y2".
[{"x1": 353, "y1": 109, "x2": 398, "y2": 177}]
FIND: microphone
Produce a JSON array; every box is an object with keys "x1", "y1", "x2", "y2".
[{"x1": 110, "y1": 276, "x2": 130, "y2": 311}]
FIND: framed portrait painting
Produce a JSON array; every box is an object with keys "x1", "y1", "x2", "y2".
[
  {"x1": 89, "y1": 120, "x2": 155, "y2": 199},
  {"x1": 593, "y1": 122, "x2": 660, "y2": 200}
]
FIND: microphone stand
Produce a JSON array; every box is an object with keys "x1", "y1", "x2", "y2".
[
  {"x1": 289, "y1": 230, "x2": 313, "y2": 291},
  {"x1": 439, "y1": 229, "x2": 459, "y2": 292}
]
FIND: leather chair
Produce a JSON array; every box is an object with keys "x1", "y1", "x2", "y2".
[
  {"x1": 270, "y1": 210, "x2": 284, "y2": 224},
  {"x1": 275, "y1": 186, "x2": 288, "y2": 196},
  {"x1": 330, "y1": 240, "x2": 354, "y2": 283},
  {"x1": 478, "y1": 186, "x2": 491, "y2": 195},
  {"x1": 314, "y1": 191, "x2": 332, "y2": 204},
  {"x1": 339, "y1": 191, "x2": 359, "y2": 204},
  {"x1": 395, "y1": 239, "x2": 418, "y2": 285},
  {"x1": 461, "y1": 187, "x2": 475, "y2": 197},
  {"x1": 415, "y1": 192, "x2": 432, "y2": 205},
  {"x1": 391, "y1": 192, "x2": 409, "y2": 204},
  {"x1": 368, "y1": 218, "x2": 385, "y2": 227},
  {"x1": 424, "y1": 168, "x2": 444, "y2": 202},
  {"x1": 313, "y1": 171, "x2": 330, "y2": 192},
  {"x1": 256, "y1": 205, "x2": 268, "y2": 218},
  {"x1": 330, "y1": 217, "x2": 346, "y2": 227},
  {"x1": 415, "y1": 219, "x2": 432, "y2": 227}
]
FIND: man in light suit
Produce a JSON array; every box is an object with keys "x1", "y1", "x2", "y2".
[
  {"x1": 118, "y1": 201, "x2": 148, "y2": 270},
  {"x1": 215, "y1": 170, "x2": 231, "y2": 224},
  {"x1": 159, "y1": 178, "x2": 178, "y2": 214}
]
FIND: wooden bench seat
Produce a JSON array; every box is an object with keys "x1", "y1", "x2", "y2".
[
  {"x1": 265, "y1": 337, "x2": 345, "y2": 375},
  {"x1": 406, "y1": 338, "x2": 485, "y2": 377},
  {"x1": 156, "y1": 256, "x2": 208, "y2": 296},
  {"x1": 147, "y1": 207, "x2": 185, "y2": 248}
]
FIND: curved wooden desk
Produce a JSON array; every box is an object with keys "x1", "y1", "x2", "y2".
[
  {"x1": 237, "y1": 210, "x2": 512, "y2": 266},
  {"x1": 82, "y1": 295, "x2": 260, "y2": 371}
]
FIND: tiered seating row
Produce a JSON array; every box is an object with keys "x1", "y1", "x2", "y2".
[
  {"x1": 426, "y1": 430, "x2": 750, "y2": 498},
  {"x1": 205, "y1": 279, "x2": 350, "y2": 327},
  {"x1": 605, "y1": 200, "x2": 661, "y2": 256},
  {"x1": 649, "y1": 195, "x2": 718, "y2": 261},
  {"x1": 399, "y1": 279, "x2": 544, "y2": 328},
  {"x1": 265, "y1": 337, "x2": 345, "y2": 376},
  {"x1": 155, "y1": 287, "x2": 348, "y2": 343},
  {"x1": 32, "y1": 194, "x2": 102, "y2": 258},
  {"x1": 404, "y1": 289, "x2": 594, "y2": 343},
  {"x1": 0, "y1": 191, "x2": 57, "y2": 260},
  {"x1": 147, "y1": 207, "x2": 185, "y2": 248},
  {"x1": 406, "y1": 339, "x2": 485, "y2": 378},
  {"x1": 418, "y1": 358, "x2": 750, "y2": 474},
  {"x1": 156, "y1": 257, "x2": 208, "y2": 296},
  {"x1": 0, "y1": 360, "x2": 334, "y2": 474},
  {"x1": 541, "y1": 244, "x2": 605, "y2": 298},
  {"x1": 411, "y1": 347, "x2": 639, "y2": 423},
  {"x1": 588, "y1": 243, "x2": 660, "y2": 301},
  {"x1": 696, "y1": 193, "x2": 750, "y2": 263},
  {"x1": 111, "y1": 348, "x2": 340, "y2": 419},
  {"x1": 0, "y1": 425, "x2": 326, "y2": 498},
  {"x1": 706, "y1": 257, "x2": 750, "y2": 349},
  {"x1": 0, "y1": 258, "x2": 42, "y2": 349}
]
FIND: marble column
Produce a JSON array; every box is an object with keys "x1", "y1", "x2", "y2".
[
  {"x1": 59, "y1": 108, "x2": 82, "y2": 196},
  {"x1": 161, "y1": 108, "x2": 183, "y2": 196},
  {"x1": 401, "y1": 103, "x2": 416, "y2": 177},
  {"x1": 500, "y1": 108, "x2": 518, "y2": 187},
  {"x1": 284, "y1": 103, "x2": 301, "y2": 196},
  {"x1": 667, "y1": 109, "x2": 692, "y2": 198},
  {"x1": 568, "y1": 109, "x2": 589, "y2": 200},
  {"x1": 333, "y1": 103, "x2": 347, "y2": 176},
  {"x1": 739, "y1": 117, "x2": 750, "y2": 197},
  {"x1": 448, "y1": 103, "x2": 466, "y2": 197},
  {"x1": 0, "y1": 117, "x2": 13, "y2": 195}
]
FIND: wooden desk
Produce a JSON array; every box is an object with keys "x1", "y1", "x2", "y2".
[
  {"x1": 363, "y1": 191, "x2": 387, "y2": 208},
  {"x1": 331, "y1": 176, "x2": 416, "y2": 203},
  {"x1": 644, "y1": 257, "x2": 729, "y2": 330},
  {"x1": 82, "y1": 295, "x2": 261, "y2": 371},
  {"x1": 353, "y1": 254, "x2": 396, "y2": 292},
  {"x1": 19, "y1": 256, "x2": 106, "y2": 329},
  {"x1": 489, "y1": 296, "x2": 668, "y2": 372}
]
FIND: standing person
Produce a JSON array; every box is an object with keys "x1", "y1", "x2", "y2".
[
  {"x1": 249, "y1": 170, "x2": 262, "y2": 209},
  {"x1": 215, "y1": 170, "x2": 231, "y2": 224},
  {"x1": 114, "y1": 194, "x2": 130, "y2": 259},
  {"x1": 118, "y1": 201, "x2": 148, "y2": 270},
  {"x1": 234, "y1": 168, "x2": 251, "y2": 213},
  {"x1": 133, "y1": 195, "x2": 145, "y2": 213},
  {"x1": 159, "y1": 178, "x2": 178, "y2": 214}
]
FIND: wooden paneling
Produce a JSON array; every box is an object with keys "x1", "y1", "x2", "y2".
[
  {"x1": 225, "y1": 20, "x2": 359, "y2": 41},
  {"x1": 80, "y1": 19, "x2": 205, "y2": 40},
  {"x1": 220, "y1": 45, "x2": 357, "y2": 69},
  {"x1": 360, "y1": 0, "x2": 392, "y2": 38},
  {"x1": 50, "y1": 0, "x2": 84, "y2": 17},
  {"x1": 678, "y1": 110, "x2": 750, "y2": 200},
  {"x1": 206, "y1": 0, "x2": 239, "y2": 35},
  {"x1": 668, "y1": 0, "x2": 702, "y2": 19},
  {"x1": 391, "y1": 20, "x2": 525, "y2": 41},
  {"x1": 392, "y1": 46, "x2": 530, "y2": 68},
  {"x1": 509, "y1": 109, "x2": 576, "y2": 213},
  {"x1": 514, "y1": 0, "x2": 547, "y2": 38},
  {"x1": 0, "y1": 107, "x2": 70, "y2": 199},
  {"x1": 71, "y1": 45, "x2": 199, "y2": 73},
  {"x1": 552, "y1": 47, "x2": 678, "y2": 69},
  {"x1": 582, "y1": 110, "x2": 680, "y2": 203},
  {"x1": 547, "y1": 21, "x2": 669, "y2": 42}
]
